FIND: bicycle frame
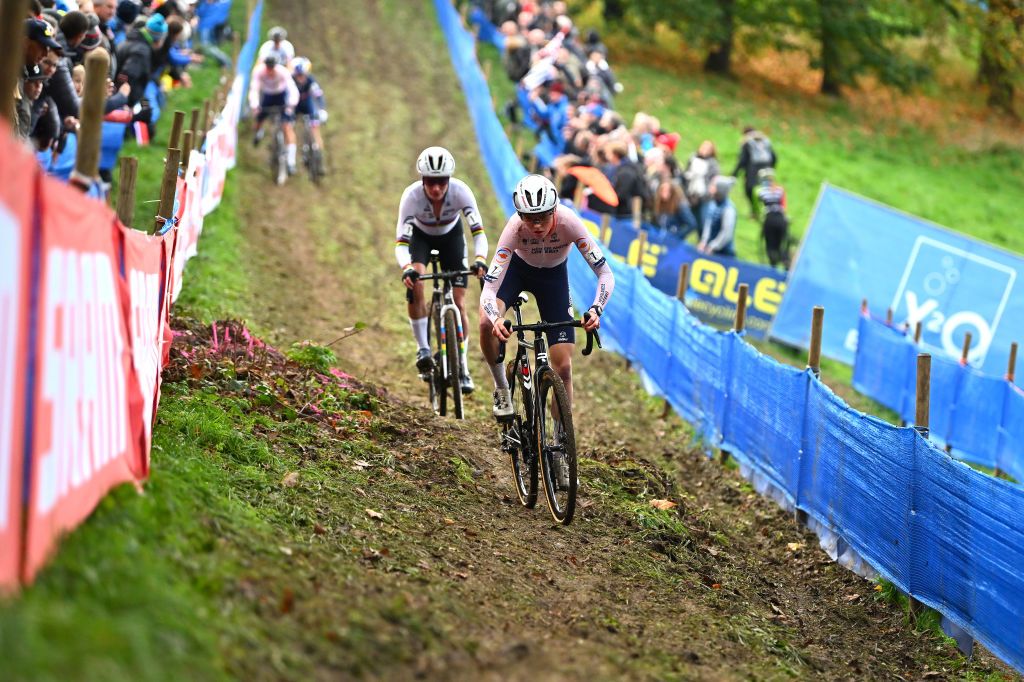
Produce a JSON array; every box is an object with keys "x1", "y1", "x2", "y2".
[{"x1": 420, "y1": 252, "x2": 470, "y2": 383}]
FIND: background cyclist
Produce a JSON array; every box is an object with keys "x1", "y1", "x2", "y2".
[
  {"x1": 257, "y1": 26, "x2": 295, "y2": 65},
  {"x1": 396, "y1": 147, "x2": 489, "y2": 394},
  {"x1": 249, "y1": 54, "x2": 300, "y2": 173},
  {"x1": 479, "y1": 174, "x2": 614, "y2": 420},
  {"x1": 291, "y1": 57, "x2": 326, "y2": 152}
]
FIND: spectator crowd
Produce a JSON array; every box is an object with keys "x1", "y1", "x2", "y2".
[
  {"x1": 12, "y1": 0, "x2": 234, "y2": 187},
  {"x1": 476, "y1": 0, "x2": 791, "y2": 268}
]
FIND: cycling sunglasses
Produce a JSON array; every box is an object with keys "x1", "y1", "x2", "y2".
[
  {"x1": 422, "y1": 176, "x2": 449, "y2": 187},
  {"x1": 517, "y1": 209, "x2": 555, "y2": 224}
]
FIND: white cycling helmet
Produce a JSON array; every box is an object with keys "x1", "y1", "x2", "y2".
[
  {"x1": 268, "y1": 26, "x2": 287, "y2": 41},
  {"x1": 416, "y1": 146, "x2": 456, "y2": 178},
  {"x1": 512, "y1": 174, "x2": 558, "y2": 214}
]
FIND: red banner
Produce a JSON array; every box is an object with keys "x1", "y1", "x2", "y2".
[
  {"x1": 23, "y1": 178, "x2": 144, "y2": 582},
  {"x1": 0, "y1": 129, "x2": 36, "y2": 590},
  {"x1": 121, "y1": 225, "x2": 170, "y2": 478}
]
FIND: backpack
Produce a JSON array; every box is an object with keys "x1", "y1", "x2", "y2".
[
  {"x1": 749, "y1": 137, "x2": 773, "y2": 166},
  {"x1": 684, "y1": 156, "x2": 709, "y2": 202}
]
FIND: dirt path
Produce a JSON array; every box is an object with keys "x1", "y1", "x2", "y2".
[{"x1": 233, "y1": 1, "x2": 1014, "y2": 679}]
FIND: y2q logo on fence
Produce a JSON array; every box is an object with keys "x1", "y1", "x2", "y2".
[{"x1": 891, "y1": 237, "x2": 1016, "y2": 365}]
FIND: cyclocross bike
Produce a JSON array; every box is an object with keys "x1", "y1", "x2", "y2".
[
  {"x1": 496, "y1": 293, "x2": 601, "y2": 525},
  {"x1": 263, "y1": 106, "x2": 289, "y2": 186},
  {"x1": 297, "y1": 112, "x2": 324, "y2": 185},
  {"x1": 419, "y1": 249, "x2": 474, "y2": 420}
]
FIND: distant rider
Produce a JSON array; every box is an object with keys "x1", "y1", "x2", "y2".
[
  {"x1": 290, "y1": 57, "x2": 325, "y2": 152},
  {"x1": 396, "y1": 147, "x2": 489, "y2": 393},
  {"x1": 249, "y1": 54, "x2": 300, "y2": 174}
]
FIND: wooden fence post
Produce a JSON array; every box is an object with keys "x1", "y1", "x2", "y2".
[
  {"x1": 886, "y1": 307, "x2": 893, "y2": 326},
  {"x1": 600, "y1": 213, "x2": 611, "y2": 245},
  {"x1": 909, "y1": 353, "x2": 931, "y2": 621},
  {"x1": 945, "y1": 333, "x2": 973, "y2": 454},
  {"x1": 676, "y1": 263, "x2": 689, "y2": 302},
  {"x1": 808, "y1": 306, "x2": 824, "y2": 378},
  {"x1": 115, "y1": 157, "x2": 138, "y2": 226},
  {"x1": 154, "y1": 147, "x2": 181, "y2": 234},
  {"x1": 168, "y1": 110, "x2": 186, "y2": 154},
  {"x1": 71, "y1": 49, "x2": 110, "y2": 191},
  {"x1": 0, "y1": 0, "x2": 27, "y2": 126},
  {"x1": 572, "y1": 180, "x2": 584, "y2": 208},
  {"x1": 631, "y1": 195, "x2": 643, "y2": 230},
  {"x1": 1008, "y1": 342, "x2": 1018, "y2": 384},
  {"x1": 180, "y1": 130, "x2": 193, "y2": 169},
  {"x1": 199, "y1": 99, "x2": 212, "y2": 150},
  {"x1": 718, "y1": 284, "x2": 750, "y2": 463},
  {"x1": 188, "y1": 107, "x2": 200, "y2": 148},
  {"x1": 733, "y1": 283, "x2": 748, "y2": 334},
  {"x1": 914, "y1": 322, "x2": 923, "y2": 344}
]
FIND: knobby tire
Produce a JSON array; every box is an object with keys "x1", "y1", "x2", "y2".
[
  {"x1": 444, "y1": 309, "x2": 463, "y2": 419},
  {"x1": 537, "y1": 368, "x2": 577, "y2": 525},
  {"x1": 429, "y1": 302, "x2": 445, "y2": 416},
  {"x1": 505, "y1": 359, "x2": 537, "y2": 507}
]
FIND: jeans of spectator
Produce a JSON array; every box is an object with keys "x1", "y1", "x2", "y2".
[{"x1": 197, "y1": 43, "x2": 232, "y2": 68}]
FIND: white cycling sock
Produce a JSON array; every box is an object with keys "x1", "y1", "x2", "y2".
[
  {"x1": 410, "y1": 317, "x2": 429, "y2": 351},
  {"x1": 489, "y1": 362, "x2": 509, "y2": 390},
  {"x1": 461, "y1": 350, "x2": 469, "y2": 375},
  {"x1": 286, "y1": 143, "x2": 297, "y2": 166}
]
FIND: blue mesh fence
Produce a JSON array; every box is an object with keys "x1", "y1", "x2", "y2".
[
  {"x1": 854, "y1": 314, "x2": 1023, "y2": 478},
  {"x1": 435, "y1": 0, "x2": 1024, "y2": 671}
]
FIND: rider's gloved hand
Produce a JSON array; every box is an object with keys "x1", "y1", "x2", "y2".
[
  {"x1": 402, "y1": 267, "x2": 419, "y2": 289},
  {"x1": 285, "y1": 106, "x2": 295, "y2": 117},
  {"x1": 492, "y1": 318, "x2": 512, "y2": 342},
  {"x1": 318, "y1": 109, "x2": 329, "y2": 123},
  {"x1": 472, "y1": 257, "x2": 488, "y2": 278},
  {"x1": 583, "y1": 305, "x2": 602, "y2": 331}
]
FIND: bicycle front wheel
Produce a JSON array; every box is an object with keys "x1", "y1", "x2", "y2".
[
  {"x1": 504, "y1": 358, "x2": 537, "y2": 508},
  {"x1": 428, "y1": 303, "x2": 445, "y2": 416},
  {"x1": 537, "y1": 368, "x2": 577, "y2": 525},
  {"x1": 444, "y1": 308, "x2": 463, "y2": 419}
]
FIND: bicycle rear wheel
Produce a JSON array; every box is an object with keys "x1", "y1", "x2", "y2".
[
  {"x1": 444, "y1": 308, "x2": 463, "y2": 419},
  {"x1": 537, "y1": 368, "x2": 577, "y2": 524},
  {"x1": 309, "y1": 145, "x2": 324, "y2": 185},
  {"x1": 504, "y1": 357, "x2": 537, "y2": 508}
]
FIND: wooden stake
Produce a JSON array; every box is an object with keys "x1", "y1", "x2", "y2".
[
  {"x1": 115, "y1": 156, "x2": 138, "y2": 227},
  {"x1": 915, "y1": 354, "x2": 931, "y2": 439},
  {"x1": 154, "y1": 147, "x2": 181, "y2": 234},
  {"x1": 734, "y1": 284, "x2": 749, "y2": 334},
  {"x1": 1008, "y1": 342, "x2": 1018, "y2": 383},
  {"x1": 72, "y1": 48, "x2": 111, "y2": 190},
  {"x1": 188, "y1": 107, "x2": 200, "y2": 145},
  {"x1": 631, "y1": 195, "x2": 643, "y2": 230},
  {"x1": 914, "y1": 322, "x2": 923, "y2": 344},
  {"x1": 676, "y1": 263, "x2": 689, "y2": 302},
  {"x1": 180, "y1": 130, "x2": 193, "y2": 168},
  {"x1": 886, "y1": 308, "x2": 893, "y2": 326},
  {"x1": 808, "y1": 306, "x2": 824, "y2": 378},
  {"x1": 860, "y1": 298, "x2": 868, "y2": 314},
  {"x1": 0, "y1": 0, "x2": 27, "y2": 126},
  {"x1": 572, "y1": 180, "x2": 584, "y2": 208},
  {"x1": 600, "y1": 213, "x2": 611, "y2": 245},
  {"x1": 168, "y1": 110, "x2": 186, "y2": 153},
  {"x1": 960, "y1": 332, "x2": 973, "y2": 365}
]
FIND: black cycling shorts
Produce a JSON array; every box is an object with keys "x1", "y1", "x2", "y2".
[
  {"x1": 496, "y1": 254, "x2": 575, "y2": 346},
  {"x1": 409, "y1": 225, "x2": 469, "y2": 288}
]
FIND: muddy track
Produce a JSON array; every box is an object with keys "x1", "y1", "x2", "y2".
[{"x1": 233, "y1": 1, "x2": 1013, "y2": 679}]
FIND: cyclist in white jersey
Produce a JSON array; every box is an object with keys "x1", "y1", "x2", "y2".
[
  {"x1": 397, "y1": 147, "x2": 489, "y2": 394},
  {"x1": 256, "y1": 26, "x2": 295, "y2": 66},
  {"x1": 480, "y1": 174, "x2": 614, "y2": 419},
  {"x1": 249, "y1": 54, "x2": 300, "y2": 173}
]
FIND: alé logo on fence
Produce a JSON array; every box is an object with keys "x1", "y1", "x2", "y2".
[
  {"x1": 691, "y1": 259, "x2": 787, "y2": 316},
  {"x1": 890, "y1": 237, "x2": 1016, "y2": 364}
]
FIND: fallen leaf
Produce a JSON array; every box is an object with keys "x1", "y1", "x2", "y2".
[
  {"x1": 455, "y1": 572, "x2": 469, "y2": 580},
  {"x1": 711, "y1": 583, "x2": 722, "y2": 589},
  {"x1": 365, "y1": 508, "x2": 384, "y2": 520},
  {"x1": 281, "y1": 472, "x2": 300, "y2": 487},
  {"x1": 313, "y1": 523, "x2": 327, "y2": 535},
  {"x1": 353, "y1": 460, "x2": 372, "y2": 470},
  {"x1": 649, "y1": 499, "x2": 677, "y2": 510},
  {"x1": 280, "y1": 588, "x2": 295, "y2": 614},
  {"x1": 786, "y1": 542, "x2": 804, "y2": 552},
  {"x1": 844, "y1": 594, "x2": 861, "y2": 602},
  {"x1": 443, "y1": 518, "x2": 455, "y2": 525},
  {"x1": 279, "y1": 546, "x2": 293, "y2": 556}
]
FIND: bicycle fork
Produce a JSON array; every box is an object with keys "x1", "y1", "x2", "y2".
[{"x1": 438, "y1": 301, "x2": 465, "y2": 378}]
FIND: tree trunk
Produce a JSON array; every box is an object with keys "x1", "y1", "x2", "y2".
[
  {"x1": 818, "y1": 0, "x2": 843, "y2": 96},
  {"x1": 703, "y1": 0, "x2": 735, "y2": 75},
  {"x1": 978, "y1": 0, "x2": 1022, "y2": 116},
  {"x1": 603, "y1": 0, "x2": 625, "y2": 22}
]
